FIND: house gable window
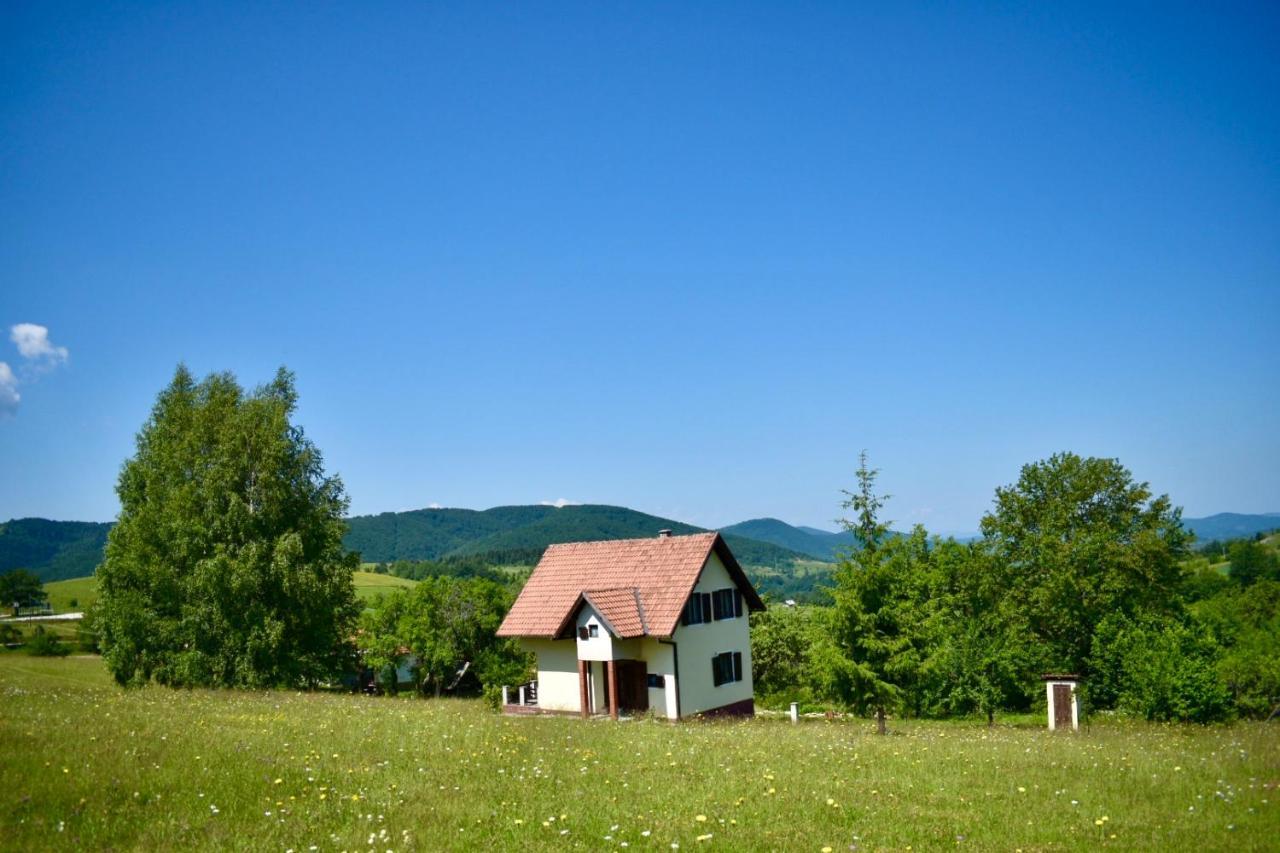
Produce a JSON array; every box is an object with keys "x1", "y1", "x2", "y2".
[
  {"x1": 711, "y1": 651, "x2": 743, "y2": 687},
  {"x1": 681, "y1": 591, "x2": 713, "y2": 626},
  {"x1": 684, "y1": 587, "x2": 744, "y2": 626},
  {"x1": 712, "y1": 588, "x2": 743, "y2": 621}
]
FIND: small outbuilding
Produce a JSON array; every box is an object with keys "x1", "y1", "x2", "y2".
[{"x1": 1042, "y1": 674, "x2": 1081, "y2": 731}]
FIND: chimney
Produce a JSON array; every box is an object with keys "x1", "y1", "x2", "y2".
[{"x1": 657, "y1": 529, "x2": 672, "y2": 538}]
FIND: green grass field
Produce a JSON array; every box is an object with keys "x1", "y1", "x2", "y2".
[
  {"x1": 43, "y1": 576, "x2": 98, "y2": 612},
  {"x1": 37, "y1": 572, "x2": 415, "y2": 614},
  {"x1": 1, "y1": 655, "x2": 1276, "y2": 851}
]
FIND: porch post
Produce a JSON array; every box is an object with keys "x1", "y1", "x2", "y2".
[
  {"x1": 607, "y1": 659, "x2": 619, "y2": 721},
  {"x1": 578, "y1": 659, "x2": 590, "y2": 719}
]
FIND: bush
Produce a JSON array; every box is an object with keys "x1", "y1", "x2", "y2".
[
  {"x1": 1098, "y1": 618, "x2": 1233, "y2": 723},
  {"x1": 26, "y1": 626, "x2": 71, "y2": 657}
]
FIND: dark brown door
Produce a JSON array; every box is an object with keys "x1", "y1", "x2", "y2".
[
  {"x1": 1053, "y1": 684, "x2": 1073, "y2": 729},
  {"x1": 615, "y1": 661, "x2": 649, "y2": 713}
]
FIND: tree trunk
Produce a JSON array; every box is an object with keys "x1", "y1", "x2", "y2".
[
  {"x1": 987, "y1": 708, "x2": 995, "y2": 727},
  {"x1": 876, "y1": 705, "x2": 886, "y2": 735}
]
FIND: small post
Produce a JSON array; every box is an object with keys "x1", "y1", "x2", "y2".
[
  {"x1": 790, "y1": 702, "x2": 799, "y2": 723},
  {"x1": 502, "y1": 685, "x2": 509, "y2": 706},
  {"x1": 518, "y1": 685, "x2": 526, "y2": 706}
]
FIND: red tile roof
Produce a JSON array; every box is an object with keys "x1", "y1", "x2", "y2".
[
  {"x1": 497, "y1": 532, "x2": 764, "y2": 639},
  {"x1": 582, "y1": 587, "x2": 647, "y2": 638}
]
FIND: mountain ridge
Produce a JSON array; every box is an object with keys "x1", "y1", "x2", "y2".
[{"x1": 4, "y1": 508, "x2": 1277, "y2": 583}]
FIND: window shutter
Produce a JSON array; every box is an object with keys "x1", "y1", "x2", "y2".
[
  {"x1": 702, "y1": 592, "x2": 712, "y2": 623},
  {"x1": 733, "y1": 652, "x2": 742, "y2": 682},
  {"x1": 734, "y1": 589, "x2": 743, "y2": 618},
  {"x1": 681, "y1": 601, "x2": 691, "y2": 626},
  {"x1": 711, "y1": 656, "x2": 721, "y2": 687}
]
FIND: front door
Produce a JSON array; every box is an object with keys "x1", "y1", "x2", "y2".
[
  {"x1": 615, "y1": 660, "x2": 649, "y2": 714},
  {"x1": 1053, "y1": 684, "x2": 1073, "y2": 729}
]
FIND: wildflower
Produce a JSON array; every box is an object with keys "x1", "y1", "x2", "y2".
[
  {"x1": 1017, "y1": 787, "x2": 1026, "y2": 793},
  {"x1": 697, "y1": 834, "x2": 713, "y2": 842},
  {"x1": 696, "y1": 814, "x2": 707, "y2": 822}
]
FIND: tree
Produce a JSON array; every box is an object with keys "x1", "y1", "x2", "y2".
[
  {"x1": 1226, "y1": 540, "x2": 1280, "y2": 587},
  {"x1": 357, "y1": 576, "x2": 529, "y2": 698},
  {"x1": 822, "y1": 455, "x2": 931, "y2": 734},
  {"x1": 96, "y1": 366, "x2": 360, "y2": 688},
  {"x1": 749, "y1": 603, "x2": 821, "y2": 700},
  {"x1": 0, "y1": 569, "x2": 45, "y2": 615},
  {"x1": 921, "y1": 540, "x2": 1025, "y2": 725},
  {"x1": 980, "y1": 452, "x2": 1189, "y2": 681}
]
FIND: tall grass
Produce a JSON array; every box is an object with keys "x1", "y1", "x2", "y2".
[{"x1": 1, "y1": 655, "x2": 1275, "y2": 851}]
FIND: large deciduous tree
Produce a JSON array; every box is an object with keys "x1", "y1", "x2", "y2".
[
  {"x1": 979, "y1": 452, "x2": 1189, "y2": 680},
  {"x1": 97, "y1": 366, "x2": 360, "y2": 688}
]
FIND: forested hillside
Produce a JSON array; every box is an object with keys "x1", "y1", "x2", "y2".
[
  {"x1": 0, "y1": 518, "x2": 112, "y2": 582},
  {"x1": 343, "y1": 503, "x2": 809, "y2": 569},
  {"x1": 721, "y1": 517, "x2": 857, "y2": 560}
]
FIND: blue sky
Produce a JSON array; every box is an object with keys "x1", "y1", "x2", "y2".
[{"x1": 2, "y1": 3, "x2": 1277, "y2": 533}]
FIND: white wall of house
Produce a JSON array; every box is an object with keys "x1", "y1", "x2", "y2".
[
  {"x1": 671, "y1": 552, "x2": 754, "y2": 716},
  {"x1": 639, "y1": 637, "x2": 678, "y2": 719},
  {"x1": 520, "y1": 639, "x2": 580, "y2": 713},
  {"x1": 575, "y1": 607, "x2": 614, "y2": 662}
]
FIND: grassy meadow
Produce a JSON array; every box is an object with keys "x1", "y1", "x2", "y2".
[
  {"x1": 38, "y1": 571, "x2": 416, "y2": 615},
  {"x1": 2, "y1": 655, "x2": 1277, "y2": 851}
]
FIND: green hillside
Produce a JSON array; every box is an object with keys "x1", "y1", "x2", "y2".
[
  {"x1": 343, "y1": 503, "x2": 811, "y2": 569},
  {"x1": 721, "y1": 517, "x2": 856, "y2": 561},
  {"x1": 0, "y1": 518, "x2": 112, "y2": 582}
]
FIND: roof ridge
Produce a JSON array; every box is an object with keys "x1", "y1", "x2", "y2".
[{"x1": 544, "y1": 531, "x2": 717, "y2": 549}]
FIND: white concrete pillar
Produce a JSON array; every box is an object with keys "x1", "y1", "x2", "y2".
[
  {"x1": 518, "y1": 685, "x2": 526, "y2": 706},
  {"x1": 790, "y1": 702, "x2": 799, "y2": 723},
  {"x1": 502, "y1": 685, "x2": 509, "y2": 706}
]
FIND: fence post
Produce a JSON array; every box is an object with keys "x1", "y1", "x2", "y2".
[
  {"x1": 790, "y1": 702, "x2": 799, "y2": 723},
  {"x1": 502, "y1": 686, "x2": 509, "y2": 706}
]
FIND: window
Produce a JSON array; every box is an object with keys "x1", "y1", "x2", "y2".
[
  {"x1": 712, "y1": 588, "x2": 744, "y2": 620},
  {"x1": 588, "y1": 623, "x2": 599, "y2": 638},
  {"x1": 647, "y1": 673, "x2": 665, "y2": 689},
  {"x1": 577, "y1": 626, "x2": 589, "y2": 640},
  {"x1": 711, "y1": 651, "x2": 744, "y2": 687},
  {"x1": 681, "y1": 591, "x2": 714, "y2": 626}
]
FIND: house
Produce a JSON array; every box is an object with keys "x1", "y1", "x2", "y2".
[{"x1": 496, "y1": 530, "x2": 765, "y2": 719}]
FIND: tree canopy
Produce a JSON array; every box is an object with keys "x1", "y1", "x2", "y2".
[
  {"x1": 979, "y1": 452, "x2": 1189, "y2": 678},
  {"x1": 96, "y1": 365, "x2": 360, "y2": 688}
]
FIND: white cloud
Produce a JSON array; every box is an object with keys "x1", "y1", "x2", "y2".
[
  {"x1": 0, "y1": 362, "x2": 19, "y2": 418},
  {"x1": 10, "y1": 323, "x2": 69, "y2": 365},
  {"x1": 539, "y1": 498, "x2": 580, "y2": 508},
  {"x1": 427, "y1": 502, "x2": 444, "y2": 509}
]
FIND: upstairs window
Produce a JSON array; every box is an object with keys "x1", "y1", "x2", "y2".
[
  {"x1": 712, "y1": 588, "x2": 744, "y2": 620},
  {"x1": 681, "y1": 591, "x2": 713, "y2": 626},
  {"x1": 711, "y1": 651, "x2": 744, "y2": 686},
  {"x1": 589, "y1": 623, "x2": 599, "y2": 638}
]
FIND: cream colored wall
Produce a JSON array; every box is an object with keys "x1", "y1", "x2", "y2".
[
  {"x1": 520, "y1": 639, "x2": 580, "y2": 713},
  {"x1": 671, "y1": 551, "x2": 754, "y2": 716},
  {"x1": 639, "y1": 638, "x2": 678, "y2": 719},
  {"x1": 575, "y1": 607, "x2": 614, "y2": 661}
]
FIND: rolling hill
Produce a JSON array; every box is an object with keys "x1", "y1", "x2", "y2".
[
  {"x1": 7, "y1": 508, "x2": 1278, "y2": 584},
  {"x1": 720, "y1": 518, "x2": 857, "y2": 561},
  {"x1": 0, "y1": 518, "x2": 112, "y2": 582},
  {"x1": 343, "y1": 504, "x2": 810, "y2": 568},
  {"x1": 1182, "y1": 512, "x2": 1280, "y2": 543}
]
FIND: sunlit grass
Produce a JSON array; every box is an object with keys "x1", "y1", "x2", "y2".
[{"x1": 1, "y1": 655, "x2": 1276, "y2": 851}]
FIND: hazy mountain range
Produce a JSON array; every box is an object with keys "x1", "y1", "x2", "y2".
[{"x1": 1, "y1": 507, "x2": 1276, "y2": 583}]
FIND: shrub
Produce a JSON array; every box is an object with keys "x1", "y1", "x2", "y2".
[{"x1": 26, "y1": 626, "x2": 71, "y2": 657}]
